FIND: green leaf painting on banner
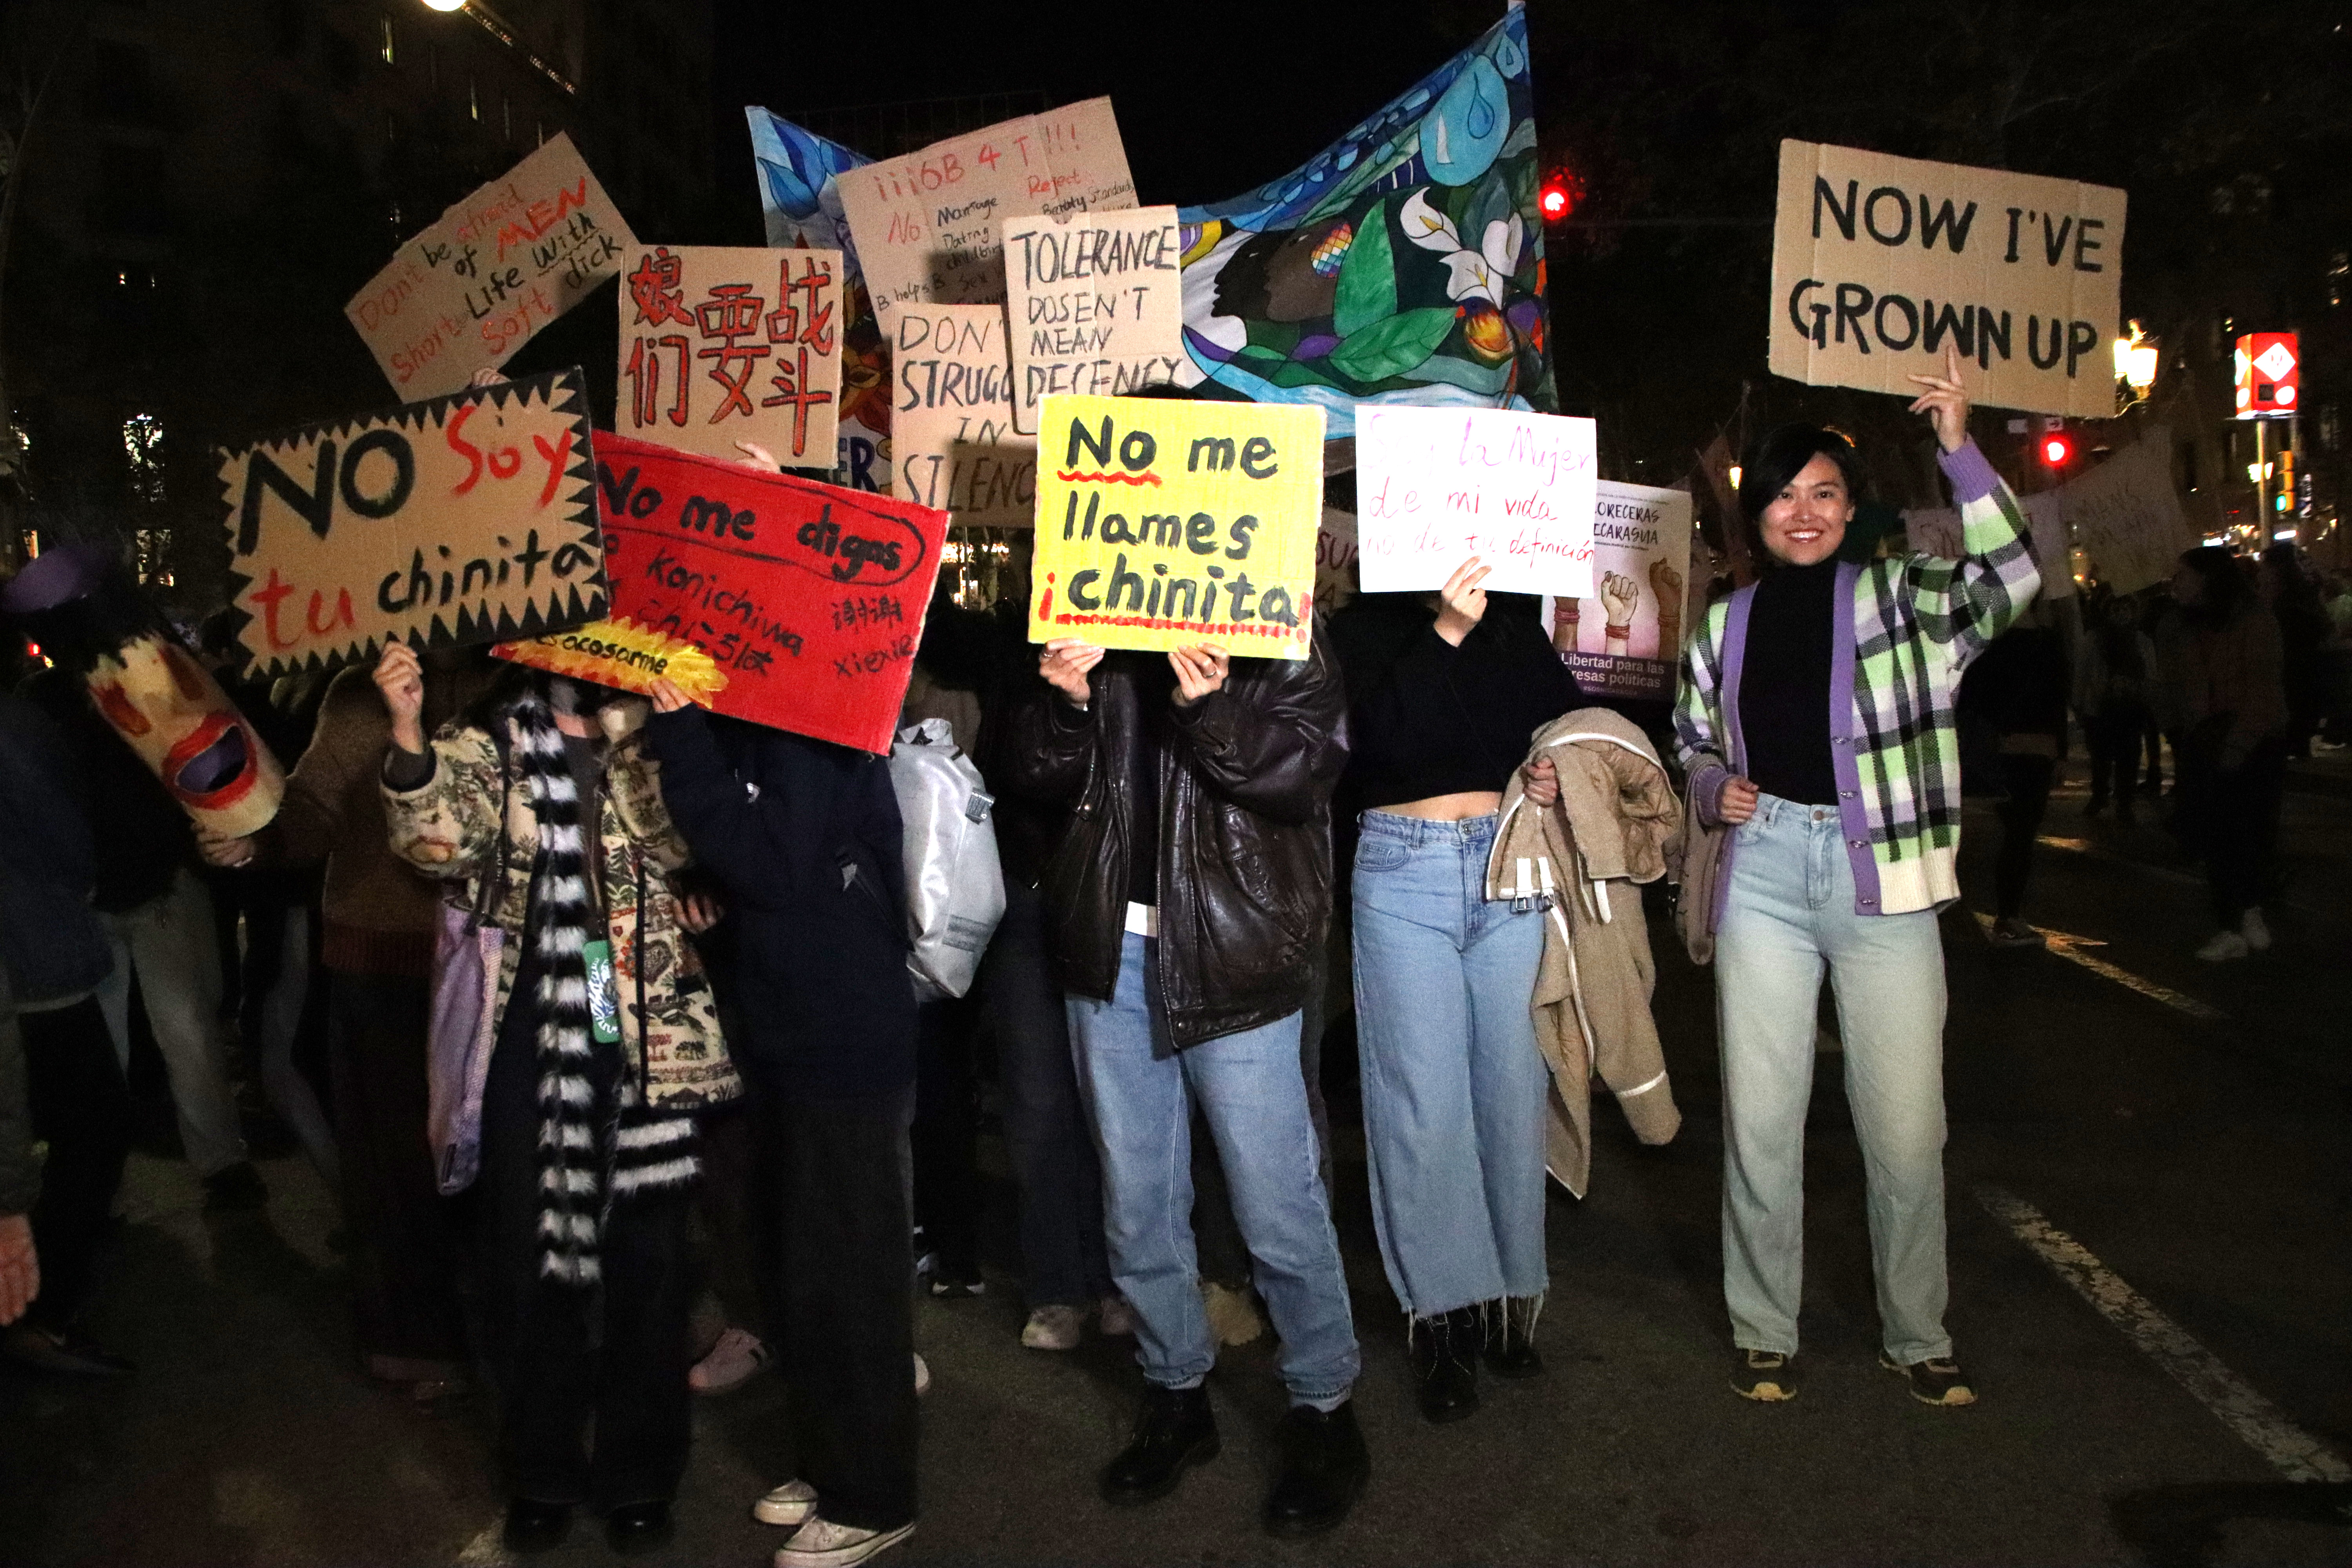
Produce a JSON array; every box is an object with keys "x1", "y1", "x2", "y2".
[
  {"x1": 1328, "y1": 309, "x2": 1459, "y2": 383},
  {"x1": 1332, "y1": 205, "x2": 1396, "y2": 338}
]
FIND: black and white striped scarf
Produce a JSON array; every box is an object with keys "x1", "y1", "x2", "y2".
[{"x1": 510, "y1": 690, "x2": 699, "y2": 1287}]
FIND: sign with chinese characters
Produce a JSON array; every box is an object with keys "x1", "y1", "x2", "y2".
[
  {"x1": 346, "y1": 134, "x2": 637, "y2": 401},
  {"x1": 1354, "y1": 407, "x2": 1598, "y2": 598},
  {"x1": 835, "y1": 99, "x2": 1136, "y2": 335},
  {"x1": 1537, "y1": 480, "x2": 1694, "y2": 703},
  {"x1": 557, "y1": 433, "x2": 949, "y2": 753},
  {"x1": 217, "y1": 368, "x2": 604, "y2": 675},
  {"x1": 1770, "y1": 140, "x2": 2127, "y2": 419},
  {"x1": 1028, "y1": 395, "x2": 1323, "y2": 658},
  {"x1": 617, "y1": 245, "x2": 842, "y2": 469},
  {"x1": 891, "y1": 305, "x2": 1035, "y2": 529},
  {"x1": 1002, "y1": 207, "x2": 1185, "y2": 433}
]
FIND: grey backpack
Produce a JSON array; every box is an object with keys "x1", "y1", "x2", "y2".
[{"x1": 886, "y1": 718, "x2": 1006, "y2": 999}]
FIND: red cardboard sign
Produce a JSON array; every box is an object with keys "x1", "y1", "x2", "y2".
[{"x1": 573, "y1": 434, "x2": 949, "y2": 753}]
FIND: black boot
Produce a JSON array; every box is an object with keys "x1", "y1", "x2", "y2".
[
  {"x1": 500, "y1": 1499, "x2": 571, "y2": 1554},
  {"x1": 604, "y1": 1500, "x2": 673, "y2": 1555},
  {"x1": 1482, "y1": 1297, "x2": 1545, "y2": 1379},
  {"x1": 1264, "y1": 1399, "x2": 1370, "y2": 1538},
  {"x1": 1100, "y1": 1383, "x2": 1220, "y2": 1505},
  {"x1": 1409, "y1": 1306, "x2": 1480, "y2": 1423}
]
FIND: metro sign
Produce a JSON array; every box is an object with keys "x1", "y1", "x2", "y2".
[{"x1": 2234, "y1": 331, "x2": 2299, "y2": 418}]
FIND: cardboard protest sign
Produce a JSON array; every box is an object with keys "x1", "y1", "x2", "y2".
[
  {"x1": 1770, "y1": 140, "x2": 2127, "y2": 419},
  {"x1": 1537, "y1": 480, "x2": 1694, "y2": 702},
  {"x1": 1028, "y1": 395, "x2": 1323, "y2": 658},
  {"x1": 1172, "y1": 8, "x2": 1556, "y2": 437},
  {"x1": 1354, "y1": 407, "x2": 1598, "y2": 598},
  {"x1": 1002, "y1": 207, "x2": 1185, "y2": 433},
  {"x1": 506, "y1": 433, "x2": 947, "y2": 753},
  {"x1": 1316, "y1": 507, "x2": 1361, "y2": 613},
  {"x1": 1902, "y1": 489, "x2": 2078, "y2": 600},
  {"x1": 347, "y1": 135, "x2": 637, "y2": 401},
  {"x1": 218, "y1": 369, "x2": 603, "y2": 675},
  {"x1": 892, "y1": 305, "x2": 1035, "y2": 528},
  {"x1": 617, "y1": 245, "x2": 843, "y2": 468},
  {"x1": 2047, "y1": 431, "x2": 2191, "y2": 593},
  {"x1": 835, "y1": 100, "x2": 1137, "y2": 335}
]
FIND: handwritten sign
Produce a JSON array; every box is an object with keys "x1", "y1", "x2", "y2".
[
  {"x1": 1771, "y1": 140, "x2": 2127, "y2": 419},
  {"x1": 2056, "y1": 434, "x2": 2191, "y2": 593},
  {"x1": 1029, "y1": 395, "x2": 1321, "y2": 657},
  {"x1": 892, "y1": 305, "x2": 1036, "y2": 528},
  {"x1": 1902, "y1": 488, "x2": 2077, "y2": 600},
  {"x1": 217, "y1": 369, "x2": 603, "y2": 675},
  {"x1": 615, "y1": 246, "x2": 842, "y2": 469},
  {"x1": 346, "y1": 135, "x2": 637, "y2": 401},
  {"x1": 1315, "y1": 507, "x2": 1360, "y2": 612},
  {"x1": 835, "y1": 100, "x2": 1136, "y2": 335},
  {"x1": 1538, "y1": 480, "x2": 1694, "y2": 703},
  {"x1": 1002, "y1": 207, "x2": 1184, "y2": 433},
  {"x1": 555, "y1": 434, "x2": 948, "y2": 752},
  {"x1": 1354, "y1": 407, "x2": 1597, "y2": 597}
]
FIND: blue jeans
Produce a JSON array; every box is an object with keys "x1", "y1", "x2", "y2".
[
  {"x1": 1715, "y1": 793, "x2": 1951, "y2": 1363},
  {"x1": 1067, "y1": 933, "x2": 1360, "y2": 1407},
  {"x1": 1351, "y1": 811, "x2": 1549, "y2": 1318}
]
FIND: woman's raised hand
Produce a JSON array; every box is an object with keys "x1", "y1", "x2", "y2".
[{"x1": 1906, "y1": 343, "x2": 1973, "y2": 454}]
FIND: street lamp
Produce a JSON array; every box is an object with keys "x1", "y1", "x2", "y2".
[
  {"x1": 2112, "y1": 321, "x2": 2158, "y2": 405},
  {"x1": 417, "y1": 0, "x2": 574, "y2": 94},
  {"x1": 420, "y1": 0, "x2": 465, "y2": 10}
]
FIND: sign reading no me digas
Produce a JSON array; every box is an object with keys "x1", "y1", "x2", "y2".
[
  {"x1": 1770, "y1": 140, "x2": 2127, "y2": 419},
  {"x1": 1354, "y1": 408, "x2": 1599, "y2": 598},
  {"x1": 218, "y1": 368, "x2": 605, "y2": 675},
  {"x1": 1029, "y1": 396, "x2": 1323, "y2": 658}
]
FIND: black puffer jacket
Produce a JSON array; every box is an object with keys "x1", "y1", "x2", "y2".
[{"x1": 1004, "y1": 637, "x2": 1347, "y2": 1047}]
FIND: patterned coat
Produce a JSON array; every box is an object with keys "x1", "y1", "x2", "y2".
[{"x1": 381, "y1": 697, "x2": 740, "y2": 1111}]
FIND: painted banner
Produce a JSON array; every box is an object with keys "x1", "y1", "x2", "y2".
[
  {"x1": 1174, "y1": 9, "x2": 1555, "y2": 437},
  {"x1": 1902, "y1": 488, "x2": 2078, "y2": 600},
  {"x1": 1770, "y1": 140, "x2": 2127, "y2": 419},
  {"x1": 835, "y1": 100, "x2": 1137, "y2": 336},
  {"x1": 1029, "y1": 395, "x2": 1323, "y2": 657},
  {"x1": 525, "y1": 433, "x2": 948, "y2": 753},
  {"x1": 347, "y1": 134, "x2": 637, "y2": 401},
  {"x1": 617, "y1": 245, "x2": 843, "y2": 468},
  {"x1": 1003, "y1": 207, "x2": 1185, "y2": 433},
  {"x1": 1537, "y1": 480, "x2": 1694, "y2": 702},
  {"x1": 1354, "y1": 407, "x2": 1597, "y2": 597},
  {"x1": 217, "y1": 368, "x2": 604, "y2": 675},
  {"x1": 892, "y1": 305, "x2": 1035, "y2": 528}
]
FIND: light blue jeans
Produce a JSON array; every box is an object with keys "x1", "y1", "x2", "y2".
[
  {"x1": 1352, "y1": 811, "x2": 1549, "y2": 1319},
  {"x1": 1715, "y1": 793, "x2": 1952, "y2": 1363},
  {"x1": 1067, "y1": 932, "x2": 1360, "y2": 1408}
]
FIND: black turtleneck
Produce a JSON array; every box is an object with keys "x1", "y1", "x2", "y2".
[{"x1": 1739, "y1": 559, "x2": 1840, "y2": 806}]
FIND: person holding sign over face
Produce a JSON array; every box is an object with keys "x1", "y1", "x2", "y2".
[
  {"x1": 1673, "y1": 346, "x2": 2038, "y2": 1410},
  {"x1": 1007, "y1": 596, "x2": 1366, "y2": 1535}
]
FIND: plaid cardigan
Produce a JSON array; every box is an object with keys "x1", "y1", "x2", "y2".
[{"x1": 1673, "y1": 441, "x2": 2041, "y2": 918}]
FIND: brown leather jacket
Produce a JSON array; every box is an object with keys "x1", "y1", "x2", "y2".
[{"x1": 1004, "y1": 640, "x2": 1347, "y2": 1047}]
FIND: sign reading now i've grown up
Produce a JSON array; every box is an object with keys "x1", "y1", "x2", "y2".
[
  {"x1": 617, "y1": 245, "x2": 844, "y2": 469},
  {"x1": 1769, "y1": 140, "x2": 2127, "y2": 419},
  {"x1": 217, "y1": 368, "x2": 605, "y2": 675},
  {"x1": 1028, "y1": 395, "x2": 1323, "y2": 658}
]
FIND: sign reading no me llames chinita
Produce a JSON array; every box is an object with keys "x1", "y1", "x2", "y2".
[
  {"x1": 504, "y1": 434, "x2": 948, "y2": 754},
  {"x1": 1771, "y1": 140, "x2": 2126, "y2": 419},
  {"x1": 217, "y1": 368, "x2": 604, "y2": 676},
  {"x1": 1029, "y1": 396, "x2": 1323, "y2": 659}
]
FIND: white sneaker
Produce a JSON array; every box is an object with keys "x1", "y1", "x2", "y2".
[
  {"x1": 753, "y1": 1478, "x2": 818, "y2": 1528},
  {"x1": 1021, "y1": 1304, "x2": 1083, "y2": 1351},
  {"x1": 2241, "y1": 908, "x2": 2272, "y2": 952},
  {"x1": 690, "y1": 1327, "x2": 771, "y2": 1394},
  {"x1": 1097, "y1": 1294, "x2": 1138, "y2": 1338},
  {"x1": 2195, "y1": 931, "x2": 2250, "y2": 962},
  {"x1": 912, "y1": 1352, "x2": 929, "y2": 1398},
  {"x1": 775, "y1": 1515, "x2": 916, "y2": 1568}
]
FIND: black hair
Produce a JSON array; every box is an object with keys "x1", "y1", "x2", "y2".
[
  {"x1": 2175, "y1": 546, "x2": 2250, "y2": 627},
  {"x1": 1736, "y1": 423, "x2": 1864, "y2": 570}
]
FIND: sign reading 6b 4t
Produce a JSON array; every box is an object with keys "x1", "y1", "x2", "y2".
[
  {"x1": 1028, "y1": 395, "x2": 1323, "y2": 659},
  {"x1": 217, "y1": 368, "x2": 605, "y2": 674}
]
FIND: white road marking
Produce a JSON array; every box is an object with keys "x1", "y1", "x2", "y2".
[
  {"x1": 455, "y1": 1518, "x2": 511, "y2": 1567},
  {"x1": 1976, "y1": 1185, "x2": 2352, "y2": 1486},
  {"x1": 1971, "y1": 912, "x2": 2227, "y2": 1022}
]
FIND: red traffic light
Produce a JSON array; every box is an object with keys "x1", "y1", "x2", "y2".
[
  {"x1": 1540, "y1": 182, "x2": 1572, "y2": 221},
  {"x1": 2041, "y1": 432, "x2": 2074, "y2": 467}
]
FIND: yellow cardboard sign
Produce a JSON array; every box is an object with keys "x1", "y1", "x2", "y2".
[{"x1": 1028, "y1": 396, "x2": 1323, "y2": 658}]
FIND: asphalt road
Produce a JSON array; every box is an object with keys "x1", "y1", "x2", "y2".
[{"x1": 4, "y1": 757, "x2": 2347, "y2": 1567}]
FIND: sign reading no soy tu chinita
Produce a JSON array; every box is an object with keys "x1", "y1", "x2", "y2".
[
  {"x1": 217, "y1": 368, "x2": 604, "y2": 675},
  {"x1": 1029, "y1": 396, "x2": 1323, "y2": 659},
  {"x1": 1771, "y1": 140, "x2": 2127, "y2": 419}
]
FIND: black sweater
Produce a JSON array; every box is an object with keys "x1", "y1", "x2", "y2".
[{"x1": 1739, "y1": 561, "x2": 1839, "y2": 807}]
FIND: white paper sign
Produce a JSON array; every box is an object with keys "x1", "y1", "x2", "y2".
[
  {"x1": 1002, "y1": 207, "x2": 1185, "y2": 434},
  {"x1": 1355, "y1": 408, "x2": 1598, "y2": 597}
]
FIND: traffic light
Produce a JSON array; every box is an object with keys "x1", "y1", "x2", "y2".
[
  {"x1": 1539, "y1": 171, "x2": 1576, "y2": 222},
  {"x1": 2040, "y1": 428, "x2": 2074, "y2": 468}
]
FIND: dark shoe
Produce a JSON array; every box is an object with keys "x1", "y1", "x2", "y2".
[
  {"x1": 926, "y1": 1266, "x2": 986, "y2": 1300},
  {"x1": 202, "y1": 1161, "x2": 268, "y2": 1213},
  {"x1": 1099, "y1": 1383, "x2": 1220, "y2": 1506},
  {"x1": 1263, "y1": 1400, "x2": 1370, "y2": 1539},
  {"x1": 1481, "y1": 1298, "x2": 1545, "y2": 1380},
  {"x1": 1881, "y1": 1351, "x2": 1977, "y2": 1407},
  {"x1": 4, "y1": 1323, "x2": 136, "y2": 1376},
  {"x1": 501, "y1": 1498, "x2": 571, "y2": 1554},
  {"x1": 605, "y1": 1500, "x2": 674, "y2": 1555},
  {"x1": 1408, "y1": 1306, "x2": 1480, "y2": 1423},
  {"x1": 1731, "y1": 1347, "x2": 1798, "y2": 1402}
]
